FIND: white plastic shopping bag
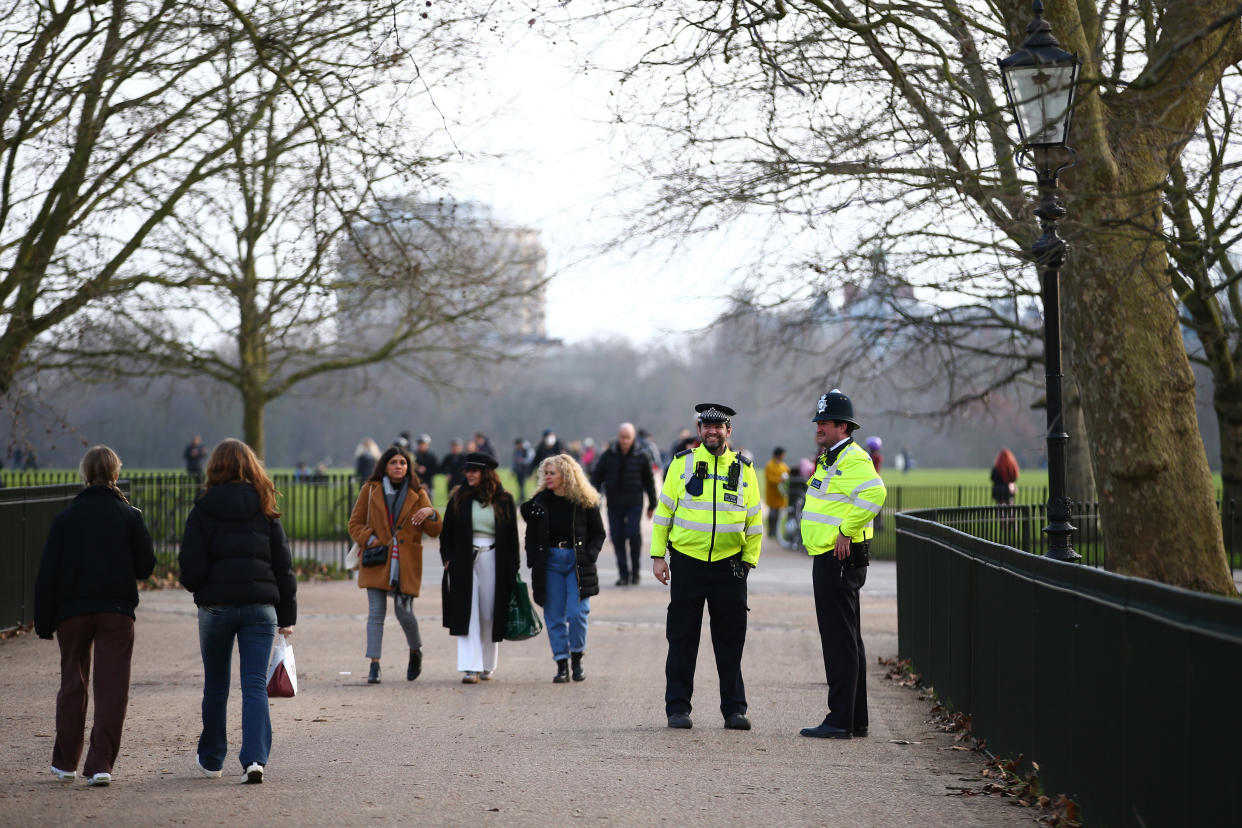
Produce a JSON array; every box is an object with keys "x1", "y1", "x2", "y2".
[{"x1": 266, "y1": 634, "x2": 297, "y2": 698}]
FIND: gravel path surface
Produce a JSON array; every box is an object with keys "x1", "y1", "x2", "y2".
[{"x1": 0, "y1": 538, "x2": 1031, "y2": 827}]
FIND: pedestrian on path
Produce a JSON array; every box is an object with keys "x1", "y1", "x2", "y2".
[
  {"x1": 440, "y1": 452, "x2": 519, "y2": 684},
  {"x1": 990, "y1": 447, "x2": 1019, "y2": 505},
  {"x1": 179, "y1": 439, "x2": 297, "y2": 783},
  {"x1": 590, "y1": 422, "x2": 657, "y2": 586},
  {"x1": 348, "y1": 445, "x2": 442, "y2": 684},
  {"x1": 651, "y1": 403, "x2": 762, "y2": 731},
  {"x1": 521, "y1": 454, "x2": 605, "y2": 683},
  {"x1": 34, "y1": 445, "x2": 156, "y2": 788},
  {"x1": 798, "y1": 390, "x2": 886, "y2": 740},
  {"x1": 764, "y1": 446, "x2": 790, "y2": 540}
]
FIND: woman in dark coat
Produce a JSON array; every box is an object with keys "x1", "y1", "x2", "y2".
[
  {"x1": 990, "y1": 447, "x2": 1020, "y2": 505},
  {"x1": 440, "y1": 452, "x2": 520, "y2": 683},
  {"x1": 179, "y1": 438, "x2": 296, "y2": 784},
  {"x1": 35, "y1": 445, "x2": 156, "y2": 787},
  {"x1": 520, "y1": 453, "x2": 605, "y2": 683}
]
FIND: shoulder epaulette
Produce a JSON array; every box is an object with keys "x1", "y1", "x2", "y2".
[
  {"x1": 738, "y1": 454, "x2": 753, "y2": 466},
  {"x1": 674, "y1": 448, "x2": 693, "y2": 458}
]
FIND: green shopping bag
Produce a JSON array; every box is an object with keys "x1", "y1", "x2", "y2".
[{"x1": 503, "y1": 571, "x2": 543, "y2": 641}]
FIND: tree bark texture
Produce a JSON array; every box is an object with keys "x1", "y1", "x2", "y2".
[
  {"x1": 1054, "y1": 0, "x2": 1239, "y2": 593},
  {"x1": 1063, "y1": 378, "x2": 1096, "y2": 504}
]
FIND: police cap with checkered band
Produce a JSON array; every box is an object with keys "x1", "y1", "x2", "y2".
[{"x1": 694, "y1": 403, "x2": 736, "y2": 426}]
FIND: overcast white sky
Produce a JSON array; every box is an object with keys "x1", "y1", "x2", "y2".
[{"x1": 436, "y1": 23, "x2": 754, "y2": 345}]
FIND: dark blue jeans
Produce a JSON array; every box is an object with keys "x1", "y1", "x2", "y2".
[
  {"x1": 608, "y1": 504, "x2": 643, "y2": 579},
  {"x1": 196, "y1": 604, "x2": 277, "y2": 771}
]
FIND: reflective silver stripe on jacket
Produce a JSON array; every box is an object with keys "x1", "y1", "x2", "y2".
[
  {"x1": 679, "y1": 496, "x2": 746, "y2": 513},
  {"x1": 653, "y1": 514, "x2": 672, "y2": 526},
  {"x1": 659, "y1": 491, "x2": 676, "y2": 510},
  {"x1": 800, "y1": 511, "x2": 844, "y2": 526},
  {"x1": 673, "y1": 515, "x2": 745, "y2": 534}
]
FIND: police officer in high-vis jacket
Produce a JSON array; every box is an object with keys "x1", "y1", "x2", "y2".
[
  {"x1": 799, "y1": 389, "x2": 886, "y2": 739},
  {"x1": 651, "y1": 403, "x2": 762, "y2": 731}
]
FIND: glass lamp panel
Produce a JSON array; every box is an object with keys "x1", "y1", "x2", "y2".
[{"x1": 1006, "y1": 63, "x2": 1076, "y2": 146}]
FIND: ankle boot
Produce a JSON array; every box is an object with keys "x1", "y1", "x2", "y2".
[
  {"x1": 407, "y1": 649, "x2": 422, "y2": 681},
  {"x1": 553, "y1": 659, "x2": 570, "y2": 683},
  {"x1": 367, "y1": 661, "x2": 381, "y2": 684},
  {"x1": 570, "y1": 652, "x2": 585, "y2": 682}
]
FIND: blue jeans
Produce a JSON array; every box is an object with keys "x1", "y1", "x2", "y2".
[
  {"x1": 196, "y1": 604, "x2": 277, "y2": 771},
  {"x1": 544, "y1": 546, "x2": 589, "y2": 661}
]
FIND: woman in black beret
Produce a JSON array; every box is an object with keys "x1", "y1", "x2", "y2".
[{"x1": 439, "y1": 453, "x2": 520, "y2": 683}]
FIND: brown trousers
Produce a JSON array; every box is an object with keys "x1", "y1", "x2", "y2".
[{"x1": 53, "y1": 613, "x2": 135, "y2": 776}]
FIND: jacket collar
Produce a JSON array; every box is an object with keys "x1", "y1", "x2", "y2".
[
  {"x1": 822, "y1": 437, "x2": 855, "y2": 468},
  {"x1": 75, "y1": 484, "x2": 123, "y2": 501},
  {"x1": 694, "y1": 443, "x2": 734, "y2": 464}
]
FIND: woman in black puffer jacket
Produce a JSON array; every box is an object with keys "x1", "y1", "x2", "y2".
[
  {"x1": 179, "y1": 439, "x2": 296, "y2": 785},
  {"x1": 520, "y1": 453, "x2": 605, "y2": 683}
]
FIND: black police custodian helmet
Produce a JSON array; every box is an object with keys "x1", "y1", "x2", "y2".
[
  {"x1": 695, "y1": 403, "x2": 736, "y2": 425},
  {"x1": 812, "y1": 389, "x2": 860, "y2": 427},
  {"x1": 463, "y1": 452, "x2": 499, "y2": 470}
]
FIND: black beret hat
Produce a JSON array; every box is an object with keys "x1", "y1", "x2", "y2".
[{"x1": 463, "y1": 452, "x2": 499, "y2": 470}]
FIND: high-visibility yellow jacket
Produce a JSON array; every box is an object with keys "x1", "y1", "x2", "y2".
[
  {"x1": 800, "y1": 439, "x2": 886, "y2": 555},
  {"x1": 650, "y1": 444, "x2": 763, "y2": 566}
]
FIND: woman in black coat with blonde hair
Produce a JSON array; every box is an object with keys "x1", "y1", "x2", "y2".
[
  {"x1": 520, "y1": 453, "x2": 605, "y2": 683},
  {"x1": 440, "y1": 452, "x2": 520, "y2": 683},
  {"x1": 35, "y1": 445, "x2": 156, "y2": 787}
]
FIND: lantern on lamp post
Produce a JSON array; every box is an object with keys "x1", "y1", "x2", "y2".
[{"x1": 998, "y1": 0, "x2": 1081, "y2": 563}]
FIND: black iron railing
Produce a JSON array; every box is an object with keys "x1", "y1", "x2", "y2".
[{"x1": 896, "y1": 509, "x2": 1242, "y2": 827}]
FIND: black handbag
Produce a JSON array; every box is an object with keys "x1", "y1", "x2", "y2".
[{"x1": 361, "y1": 544, "x2": 388, "y2": 567}]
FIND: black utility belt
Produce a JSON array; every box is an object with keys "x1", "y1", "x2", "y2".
[{"x1": 552, "y1": 541, "x2": 575, "y2": 549}]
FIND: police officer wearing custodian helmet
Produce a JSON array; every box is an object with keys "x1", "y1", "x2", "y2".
[
  {"x1": 800, "y1": 389, "x2": 886, "y2": 739},
  {"x1": 651, "y1": 403, "x2": 762, "y2": 731}
]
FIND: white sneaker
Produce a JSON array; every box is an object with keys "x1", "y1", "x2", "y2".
[
  {"x1": 195, "y1": 755, "x2": 222, "y2": 778},
  {"x1": 243, "y1": 763, "x2": 264, "y2": 784},
  {"x1": 50, "y1": 766, "x2": 76, "y2": 782},
  {"x1": 87, "y1": 772, "x2": 111, "y2": 787}
]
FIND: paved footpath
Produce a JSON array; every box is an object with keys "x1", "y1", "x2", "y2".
[{"x1": 0, "y1": 539, "x2": 1032, "y2": 827}]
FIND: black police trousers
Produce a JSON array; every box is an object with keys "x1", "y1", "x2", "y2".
[
  {"x1": 813, "y1": 551, "x2": 868, "y2": 731},
  {"x1": 665, "y1": 550, "x2": 748, "y2": 718}
]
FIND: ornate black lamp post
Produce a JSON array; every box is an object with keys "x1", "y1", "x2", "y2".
[{"x1": 998, "y1": 0, "x2": 1081, "y2": 562}]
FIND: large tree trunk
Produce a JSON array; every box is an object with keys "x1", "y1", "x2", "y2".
[
  {"x1": 240, "y1": 386, "x2": 266, "y2": 461},
  {"x1": 1065, "y1": 185, "x2": 1234, "y2": 594},
  {"x1": 1053, "y1": 0, "x2": 1239, "y2": 595},
  {"x1": 237, "y1": 284, "x2": 268, "y2": 460},
  {"x1": 1064, "y1": 377, "x2": 1096, "y2": 503}
]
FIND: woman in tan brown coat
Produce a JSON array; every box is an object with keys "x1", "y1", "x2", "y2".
[{"x1": 349, "y1": 445, "x2": 441, "y2": 684}]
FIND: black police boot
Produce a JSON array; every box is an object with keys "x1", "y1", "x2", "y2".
[
  {"x1": 553, "y1": 659, "x2": 570, "y2": 683},
  {"x1": 367, "y1": 661, "x2": 381, "y2": 684},
  {"x1": 407, "y1": 649, "x2": 422, "y2": 681},
  {"x1": 570, "y1": 652, "x2": 585, "y2": 682}
]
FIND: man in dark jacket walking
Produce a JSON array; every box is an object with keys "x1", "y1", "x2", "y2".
[{"x1": 591, "y1": 422, "x2": 657, "y2": 585}]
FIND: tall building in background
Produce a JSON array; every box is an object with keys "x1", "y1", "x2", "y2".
[{"x1": 337, "y1": 198, "x2": 549, "y2": 345}]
